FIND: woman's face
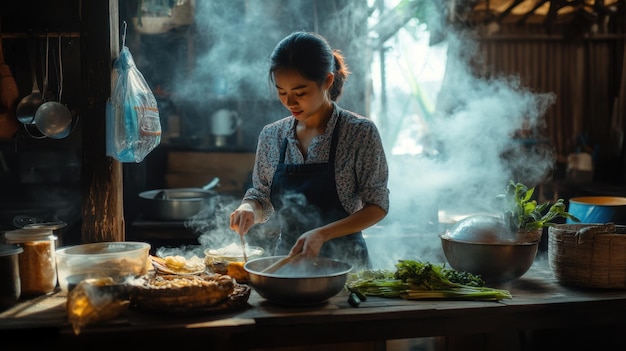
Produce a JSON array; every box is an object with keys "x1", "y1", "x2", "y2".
[{"x1": 273, "y1": 68, "x2": 333, "y2": 122}]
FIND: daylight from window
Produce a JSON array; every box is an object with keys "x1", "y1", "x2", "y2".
[{"x1": 368, "y1": 1, "x2": 447, "y2": 156}]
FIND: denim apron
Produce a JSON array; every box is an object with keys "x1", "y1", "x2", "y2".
[{"x1": 270, "y1": 115, "x2": 370, "y2": 269}]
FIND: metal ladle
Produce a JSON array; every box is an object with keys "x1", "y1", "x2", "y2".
[
  {"x1": 16, "y1": 36, "x2": 43, "y2": 124},
  {"x1": 34, "y1": 35, "x2": 72, "y2": 139}
]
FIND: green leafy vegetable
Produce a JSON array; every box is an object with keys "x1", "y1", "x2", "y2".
[
  {"x1": 346, "y1": 260, "x2": 512, "y2": 301},
  {"x1": 498, "y1": 180, "x2": 580, "y2": 232}
]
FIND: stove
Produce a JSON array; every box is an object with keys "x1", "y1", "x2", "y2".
[{"x1": 128, "y1": 215, "x2": 209, "y2": 254}]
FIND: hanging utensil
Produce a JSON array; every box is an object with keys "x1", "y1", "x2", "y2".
[
  {"x1": 17, "y1": 35, "x2": 43, "y2": 124},
  {"x1": 40, "y1": 34, "x2": 55, "y2": 103},
  {"x1": 35, "y1": 34, "x2": 72, "y2": 139},
  {"x1": 16, "y1": 35, "x2": 46, "y2": 139},
  {"x1": 15, "y1": 35, "x2": 43, "y2": 124}
]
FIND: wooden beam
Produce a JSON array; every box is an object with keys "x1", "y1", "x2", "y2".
[{"x1": 79, "y1": 0, "x2": 124, "y2": 243}]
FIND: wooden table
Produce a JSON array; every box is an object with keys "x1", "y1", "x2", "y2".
[{"x1": 2, "y1": 254, "x2": 626, "y2": 351}]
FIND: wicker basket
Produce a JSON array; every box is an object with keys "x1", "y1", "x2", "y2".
[{"x1": 548, "y1": 223, "x2": 626, "y2": 289}]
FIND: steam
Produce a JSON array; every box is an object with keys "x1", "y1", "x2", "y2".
[
  {"x1": 145, "y1": 2, "x2": 557, "y2": 270},
  {"x1": 173, "y1": 2, "x2": 287, "y2": 100},
  {"x1": 369, "y1": 26, "x2": 556, "y2": 267}
]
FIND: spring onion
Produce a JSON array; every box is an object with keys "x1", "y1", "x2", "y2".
[{"x1": 346, "y1": 260, "x2": 512, "y2": 301}]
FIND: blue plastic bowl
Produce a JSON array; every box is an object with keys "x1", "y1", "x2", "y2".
[{"x1": 567, "y1": 196, "x2": 626, "y2": 224}]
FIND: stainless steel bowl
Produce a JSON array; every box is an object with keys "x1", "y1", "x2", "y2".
[
  {"x1": 440, "y1": 236, "x2": 538, "y2": 283},
  {"x1": 244, "y1": 256, "x2": 352, "y2": 306},
  {"x1": 440, "y1": 215, "x2": 540, "y2": 283}
]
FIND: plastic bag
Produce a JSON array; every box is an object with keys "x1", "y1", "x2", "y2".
[
  {"x1": 106, "y1": 46, "x2": 161, "y2": 163},
  {"x1": 66, "y1": 277, "x2": 129, "y2": 335}
]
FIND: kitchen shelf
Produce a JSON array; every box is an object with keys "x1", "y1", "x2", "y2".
[{"x1": 1, "y1": 32, "x2": 80, "y2": 39}]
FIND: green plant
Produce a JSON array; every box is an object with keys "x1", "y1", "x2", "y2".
[
  {"x1": 498, "y1": 180, "x2": 580, "y2": 232},
  {"x1": 346, "y1": 260, "x2": 512, "y2": 301}
]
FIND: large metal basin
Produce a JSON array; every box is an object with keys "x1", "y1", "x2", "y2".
[
  {"x1": 440, "y1": 215, "x2": 539, "y2": 283},
  {"x1": 244, "y1": 256, "x2": 352, "y2": 306},
  {"x1": 440, "y1": 236, "x2": 538, "y2": 283}
]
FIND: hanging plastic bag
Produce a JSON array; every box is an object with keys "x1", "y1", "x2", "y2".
[{"x1": 106, "y1": 45, "x2": 161, "y2": 163}]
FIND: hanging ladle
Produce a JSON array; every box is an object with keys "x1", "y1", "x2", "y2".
[
  {"x1": 16, "y1": 35, "x2": 42, "y2": 124},
  {"x1": 34, "y1": 34, "x2": 72, "y2": 139}
]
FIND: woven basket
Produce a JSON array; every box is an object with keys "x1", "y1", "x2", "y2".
[{"x1": 548, "y1": 223, "x2": 626, "y2": 289}]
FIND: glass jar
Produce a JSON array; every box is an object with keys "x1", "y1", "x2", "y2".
[
  {"x1": 4, "y1": 228, "x2": 58, "y2": 296},
  {"x1": 0, "y1": 244, "x2": 23, "y2": 310}
]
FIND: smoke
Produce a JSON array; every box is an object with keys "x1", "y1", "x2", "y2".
[
  {"x1": 386, "y1": 31, "x2": 555, "y2": 216},
  {"x1": 142, "y1": 2, "x2": 557, "y2": 270},
  {"x1": 173, "y1": 2, "x2": 295, "y2": 101},
  {"x1": 369, "y1": 21, "x2": 556, "y2": 268},
  {"x1": 183, "y1": 195, "x2": 241, "y2": 249}
]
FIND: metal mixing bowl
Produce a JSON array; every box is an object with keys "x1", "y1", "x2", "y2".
[
  {"x1": 244, "y1": 256, "x2": 352, "y2": 306},
  {"x1": 440, "y1": 215, "x2": 540, "y2": 283}
]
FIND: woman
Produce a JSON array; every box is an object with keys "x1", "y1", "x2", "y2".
[{"x1": 229, "y1": 31, "x2": 389, "y2": 269}]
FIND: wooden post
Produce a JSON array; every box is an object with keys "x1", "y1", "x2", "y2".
[{"x1": 79, "y1": 0, "x2": 124, "y2": 243}]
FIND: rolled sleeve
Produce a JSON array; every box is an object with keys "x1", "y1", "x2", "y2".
[{"x1": 354, "y1": 122, "x2": 390, "y2": 213}]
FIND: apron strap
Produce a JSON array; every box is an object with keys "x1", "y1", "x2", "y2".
[
  {"x1": 328, "y1": 115, "x2": 341, "y2": 164},
  {"x1": 278, "y1": 138, "x2": 288, "y2": 163}
]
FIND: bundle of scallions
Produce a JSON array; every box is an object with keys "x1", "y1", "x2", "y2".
[{"x1": 346, "y1": 260, "x2": 512, "y2": 301}]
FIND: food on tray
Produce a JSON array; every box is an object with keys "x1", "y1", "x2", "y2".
[
  {"x1": 207, "y1": 260, "x2": 248, "y2": 282},
  {"x1": 129, "y1": 273, "x2": 235, "y2": 310},
  {"x1": 204, "y1": 243, "x2": 264, "y2": 262},
  {"x1": 150, "y1": 255, "x2": 206, "y2": 275},
  {"x1": 204, "y1": 244, "x2": 264, "y2": 283},
  {"x1": 226, "y1": 261, "x2": 247, "y2": 282}
]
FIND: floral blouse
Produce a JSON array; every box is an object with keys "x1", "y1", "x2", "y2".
[{"x1": 243, "y1": 103, "x2": 390, "y2": 223}]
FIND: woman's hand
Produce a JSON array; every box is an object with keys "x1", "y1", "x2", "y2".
[
  {"x1": 287, "y1": 204, "x2": 387, "y2": 257},
  {"x1": 229, "y1": 202, "x2": 257, "y2": 235},
  {"x1": 289, "y1": 229, "x2": 326, "y2": 258}
]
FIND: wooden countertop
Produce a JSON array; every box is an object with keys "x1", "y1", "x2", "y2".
[{"x1": 2, "y1": 254, "x2": 626, "y2": 350}]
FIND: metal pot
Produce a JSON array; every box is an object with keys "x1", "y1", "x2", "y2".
[
  {"x1": 440, "y1": 215, "x2": 539, "y2": 283},
  {"x1": 440, "y1": 236, "x2": 538, "y2": 283},
  {"x1": 244, "y1": 256, "x2": 352, "y2": 306},
  {"x1": 139, "y1": 177, "x2": 219, "y2": 221}
]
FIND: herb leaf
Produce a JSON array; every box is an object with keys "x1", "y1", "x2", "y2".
[{"x1": 500, "y1": 180, "x2": 580, "y2": 232}]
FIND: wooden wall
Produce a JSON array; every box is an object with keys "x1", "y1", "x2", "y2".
[{"x1": 475, "y1": 28, "x2": 626, "y2": 184}]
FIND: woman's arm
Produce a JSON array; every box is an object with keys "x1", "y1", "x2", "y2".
[{"x1": 289, "y1": 203, "x2": 387, "y2": 256}]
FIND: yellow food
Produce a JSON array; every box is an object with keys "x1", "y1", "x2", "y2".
[
  {"x1": 164, "y1": 255, "x2": 186, "y2": 269},
  {"x1": 226, "y1": 262, "x2": 248, "y2": 282},
  {"x1": 151, "y1": 255, "x2": 206, "y2": 275}
]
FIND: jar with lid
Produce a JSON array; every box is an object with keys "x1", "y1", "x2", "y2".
[
  {"x1": 4, "y1": 228, "x2": 58, "y2": 296},
  {"x1": 0, "y1": 244, "x2": 23, "y2": 310}
]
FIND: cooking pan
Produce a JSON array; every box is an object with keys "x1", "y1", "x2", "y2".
[{"x1": 139, "y1": 177, "x2": 219, "y2": 221}]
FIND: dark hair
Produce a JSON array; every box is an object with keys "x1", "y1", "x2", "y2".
[{"x1": 269, "y1": 31, "x2": 350, "y2": 101}]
